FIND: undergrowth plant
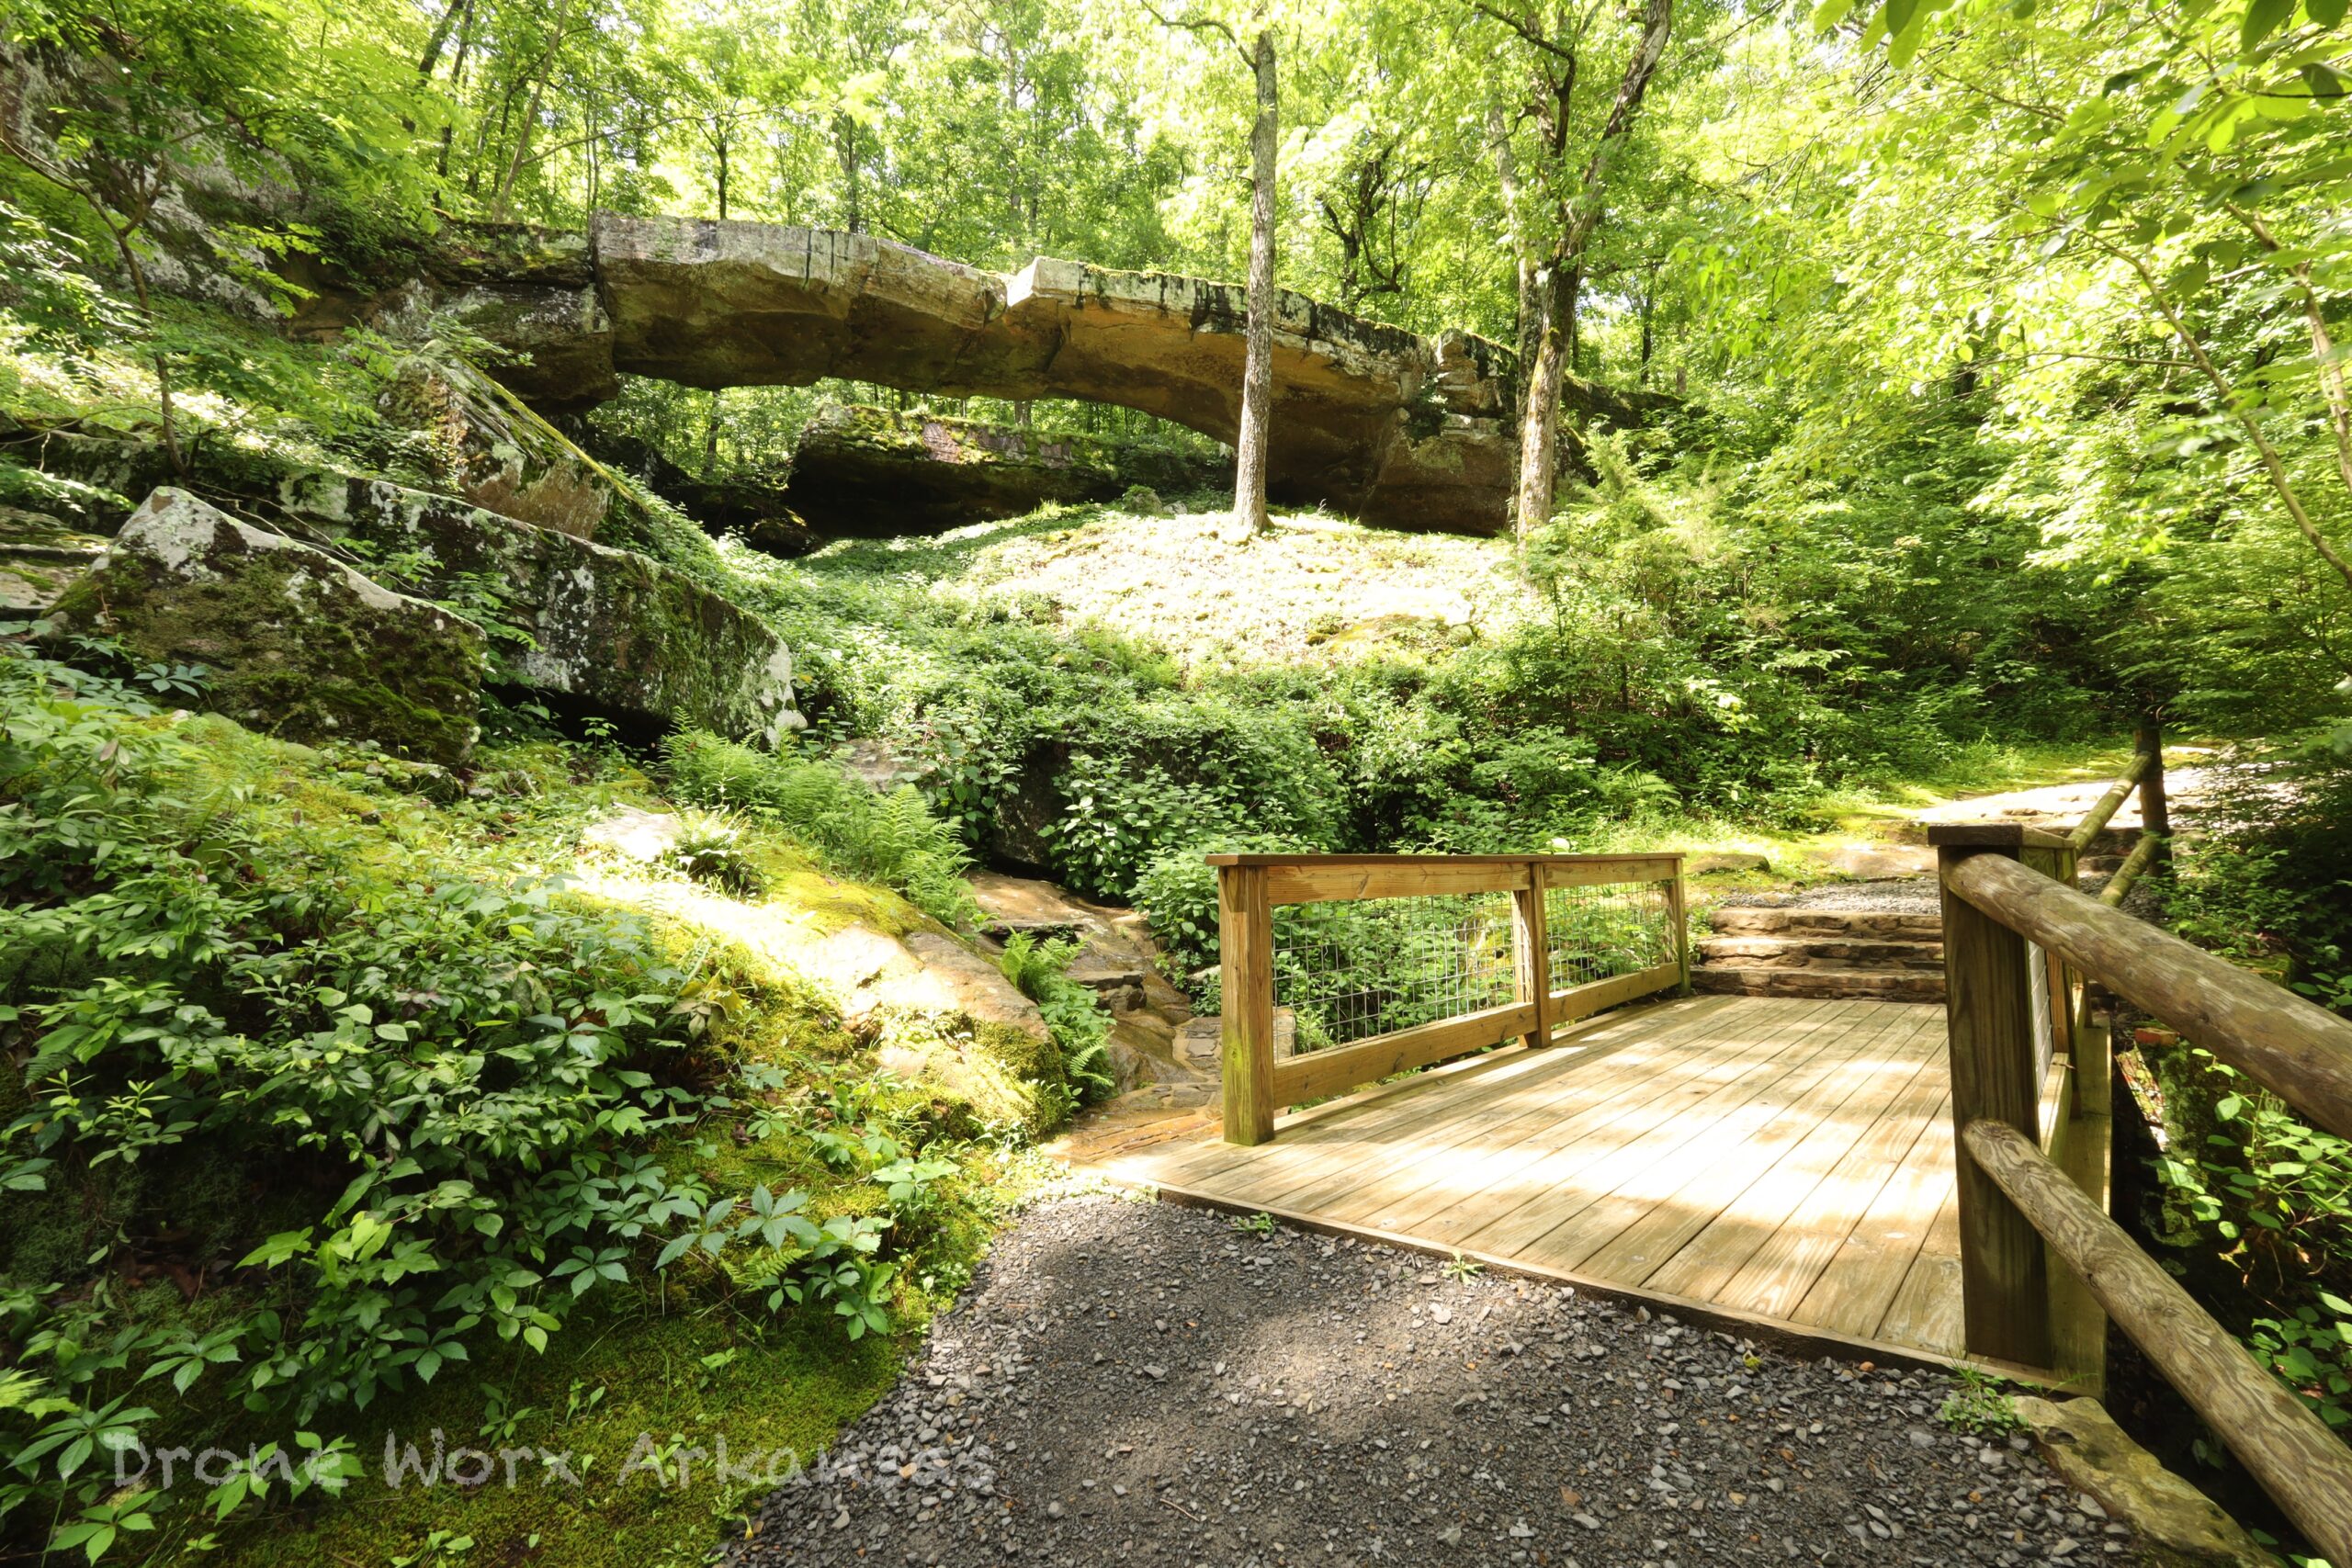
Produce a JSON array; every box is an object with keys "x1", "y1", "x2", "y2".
[
  {"x1": 0, "y1": 649, "x2": 990, "y2": 1561},
  {"x1": 994, "y1": 933, "x2": 1114, "y2": 1107},
  {"x1": 661, "y1": 730, "x2": 979, "y2": 927}
]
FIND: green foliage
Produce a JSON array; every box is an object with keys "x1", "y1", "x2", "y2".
[
  {"x1": 663, "y1": 812, "x2": 767, "y2": 898},
  {"x1": 994, "y1": 933, "x2": 1114, "y2": 1106},
  {"x1": 660, "y1": 731, "x2": 979, "y2": 927},
  {"x1": 1938, "y1": 1366, "x2": 2022, "y2": 1437}
]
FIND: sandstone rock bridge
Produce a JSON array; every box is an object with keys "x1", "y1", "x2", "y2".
[{"x1": 375, "y1": 215, "x2": 1654, "y2": 536}]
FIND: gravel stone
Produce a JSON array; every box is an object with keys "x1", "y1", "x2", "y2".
[{"x1": 724, "y1": 1196, "x2": 2152, "y2": 1566}]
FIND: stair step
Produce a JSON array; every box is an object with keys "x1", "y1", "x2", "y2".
[
  {"x1": 1697, "y1": 936, "x2": 1944, "y2": 970},
  {"x1": 1709, "y1": 908, "x2": 1943, "y2": 940},
  {"x1": 1693, "y1": 965, "x2": 1947, "y2": 1002}
]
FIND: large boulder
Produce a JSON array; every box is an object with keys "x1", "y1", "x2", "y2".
[
  {"x1": 277, "y1": 469, "x2": 802, "y2": 746},
  {"x1": 784, "y1": 404, "x2": 1232, "y2": 534},
  {"x1": 0, "y1": 507, "x2": 107, "y2": 613},
  {"x1": 43, "y1": 489, "x2": 486, "y2": 765}
]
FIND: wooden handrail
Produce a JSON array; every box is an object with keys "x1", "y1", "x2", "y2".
[
  {"x1": 1965, "y1": 1120, "x2": 2352, "y2": 1568},
  {"x1": 1214, "y1": 852, "x2": 1687, "y2": 1144},
  {"x1": 1938, "y1": 813, "x2": 2352, "y2": 1556},
  {"x1": 2096, "y1": 830, "x2": 2161, "y2": 908},
  {"x1": 2065, "y1": 746, "x2": 2155, "y2": 852},
  {"x1": 1939, "y1": 846, "x2": 2352, "y2": 1141}
]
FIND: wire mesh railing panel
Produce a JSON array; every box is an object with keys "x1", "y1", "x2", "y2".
[
  {"x1": 1544, "y1": 878, "x2": 1677, "y2": 992},
  {"x1": 1271, "y1": 891, "x2": 1519, "y2": 1055}
]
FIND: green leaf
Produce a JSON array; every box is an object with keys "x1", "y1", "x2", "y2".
[
  {"x1": 2310, "y1": 0, "x2": 2347, "y2": 27},
  {"x1": 2241, "y1": 0, "x2": 2294, "y2": 50}
]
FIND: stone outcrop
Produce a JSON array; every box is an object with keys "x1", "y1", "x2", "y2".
[
  {"x1": 43, "y1": 489, "x2": 487, "y2": 765},
  {"x1": 2011, "y1": 1397, "x2": 2271, "y2": 1568},
  {"x1": 0, "y1": 507, "x2": 107, "y2": 612},
  {"x1": 2, "y1": 423, "x2": 802, "y2": 746},
  {"x1": 277, "y1": 469, "x2": 802, "y2": 746},
  {"x1": 372, "y1": 214, "x2": 1668, "y2": 535},
  {"x1": 784, "y1": 404, "x2": 1232, "y2": 533}
]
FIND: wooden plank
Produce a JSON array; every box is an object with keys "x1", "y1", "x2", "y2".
[
  {"x1": 1202, "y1": 998, "x2": 1772, "y2": 1216},
  {"x1": 1340, "y1": 999, "x2": 1866, "y2": 1245},
  {"x1": 1791, "y1": 1095, "x2": 1956, "y2": 1340},
  {"x1": 2050, "y1": 1092, "x2": 2111, "y2": 1396},
  {"x1": 1878, "y1": 1182, "x2": 1964, "y2": 1357},
  {"x1": 1513, "y1": 872, "x2": 1552, "y2": 1052},
  {"x1": 1264, "y1": 860, "x2": 1531, "y2": 904},
  {"x1": 1218, "y1": 863, "x2": 1275, "y2": 1145},
  {"x1": 1270, "y1": 1000, "x2": 1536, "y2": 1105},
  {"x1": 1966, "y1": 1120, "x2": 2352, "y2": 1568},
  {"x1": 1548, "y1": 963, "x2": 1682, "y2": 1027},
  {"x1": 1466, "y1": 1003, "x2": 1917, "y2": 1265},
  {"x1": 1443, "y1": 1002, "x2": 1896, "y2": 1260},
  {"x1": 1696, "y1": 1041, "x2": 1952, "y2": 1319},
  {"x1": 1939, "y1": 849, "x2": 2352, "y2": 1142},
  {"x1": 1555, "y1": 1008, "x2": 1940, "y2": 1283},
  {"x1": 1542, "y1": 856, "x2": 1680, "y2": 888},
  {"x1": 1939, "y1": 841, "x2": 2053, "y2": 1370},
  {"x1": 1142, "y1": 998, "x2": 1712, "y2": 1192}
]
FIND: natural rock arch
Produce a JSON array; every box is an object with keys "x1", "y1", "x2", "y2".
[{"x1": 372, "y1": 215, "x2": 1660, "y2": 536}]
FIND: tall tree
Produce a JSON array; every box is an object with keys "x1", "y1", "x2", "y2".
[
  {"x1": 1476, "y1": 0, "x2": 1677, "y2": 540},
  {"x1": 1145, "y1": 2, "x2": 1283, "y2": 535}
]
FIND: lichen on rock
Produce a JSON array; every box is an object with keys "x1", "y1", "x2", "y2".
[{"x1": 42, "y1": 488, "x2": 487, "y2": 765}]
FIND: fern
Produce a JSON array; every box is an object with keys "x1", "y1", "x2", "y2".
[
  {"x1": 661, "y1": 731, "x2": 978, "y2": 926},
  {"x1": 996, "y1": 933, "x2": 1116, "y2": 1105}
]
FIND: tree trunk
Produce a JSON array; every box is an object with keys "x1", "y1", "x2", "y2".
[
  {"x1": 836, "y1": 112, "x2": 863, "y2": 233},
  {"x1": 1489, "y1": 105, "x2": 1538, "y2": 403},
  {"x1": 716, "y1": 132, "x2": 729, "y2": 220},
  {"x1": 1231, "y1": 28, "x2": 1278, "y2": 536},
  {"x1": 1515, "y1": 266, "x2": 1566, "y2": 542}
]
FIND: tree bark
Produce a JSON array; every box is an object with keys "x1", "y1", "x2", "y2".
[
  {"x1": 1489, "y1": 105, "x2": 1539, "y2": 403},
  {"x1": 1515, "y1": 265, "x2": 1566, "y2": 540},
  {"x1": 1510, "y1": 0, "x2": 1674, "y2": 539},
  {"x1": 1231, "y1": 28, "x2": 1278, "y2": 536}
]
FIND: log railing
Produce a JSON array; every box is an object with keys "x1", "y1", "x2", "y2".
[
  {"x1": 1207, "y1": 853, "x2": 1688, "y2": 1145},
  {"x1": 1931, "y1": 805, "x2": 2352, "y2": 1562}
]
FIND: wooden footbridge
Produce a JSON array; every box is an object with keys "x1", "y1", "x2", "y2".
[{"x1": 1079, "y1": 736, "x2": 2352, "y2": 1563}]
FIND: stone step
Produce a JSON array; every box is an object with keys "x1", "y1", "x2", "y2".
[
  {"x1": 1696, "y1": 935, "x2": 1944, "y2": 971},
  {"x1": 1693, "y1": 965, "x2": 1947, "y2": 1002},
  {"x1": 1708, "y1": 908, "x2": 1943, "y2": 940}
]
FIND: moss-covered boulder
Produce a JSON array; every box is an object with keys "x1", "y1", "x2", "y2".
[
  {"x1": 0, "y1": 507, "x2": 107, "y2": 613},
  {"x1": 278, "y1": 469, "x2": 802, "y2": 746},
  {"x1": 43, "y1": 489, "x2": 486, "y2": 764}
]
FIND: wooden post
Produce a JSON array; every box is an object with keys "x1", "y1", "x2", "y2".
[
  {"x1": 1666, "y1": 861, "x2": 1690, "y2": 996},
  {"x1": 1933, "y1": 826, "x2": 2054, "y2": 1370},
  {"x1": 1217, "y1": 863, "x2": 1276, "y2": 1145},
  {"x1": 1512, "y1": 863, "x2": 1553, "y2": 1049},
  {"x1": 2135, "y1": 717, "x2": 2168, "y2": 866},
  {"x1": 2022, "y1": 842, "x2": 2077, "y2": 1077}
]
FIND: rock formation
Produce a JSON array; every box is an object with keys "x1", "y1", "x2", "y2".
[
  {"x1": 277, "y1": 470, "x2": 804, "y2": 746},
  {"x1": 369, "y1": 214, "x2": 1627, "y2": 535},
  {"x1": 43, "y1": 489, "x2": 488, "y2": 765},
  {"x1": 784, "y1": 404, "x2": 1232, "y2": 534},
  {"x1": 3, "y1": 424, "x2": 803, "y2": 747}
]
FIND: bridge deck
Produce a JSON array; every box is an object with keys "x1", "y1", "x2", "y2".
[{"x1": 1080, "y1": 994, "x2": 1996, "y2": 1370}]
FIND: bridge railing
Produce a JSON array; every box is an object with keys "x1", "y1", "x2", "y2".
[
  {"x1": 1932, "y1": 795, "x2": 2352, "y2": 1562},
  {"x1": 1206, "y1": 852, "x2": 1687, "y2": 1145}
]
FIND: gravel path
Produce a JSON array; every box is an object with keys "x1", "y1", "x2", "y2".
[
  {"x1": 1719, "y1": 881, "x2": 1943, "y2": 915},
  {"x1": 729, "y1": 1197, "x2": 2142, "y2": 1568}
]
